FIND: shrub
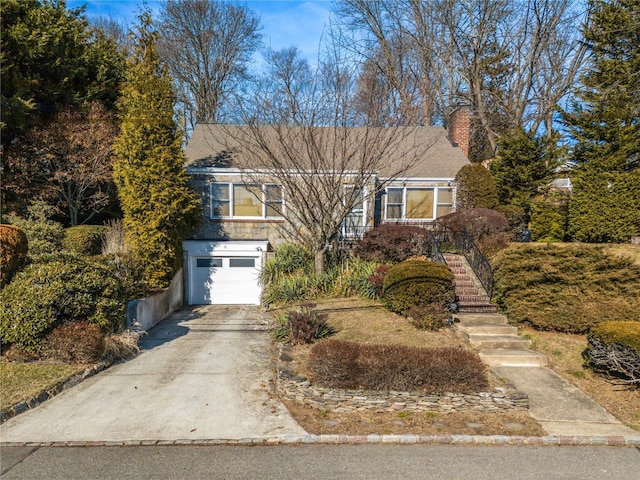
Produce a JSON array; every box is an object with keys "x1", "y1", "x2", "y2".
[
  {"x1": 0, "y1": 224, "x2": 28, "y2": 287},
  {"x1": 328, "y1": 257, "x2": 380, "y2": 299},
  {"x1": 437, "y1": 208, "x2": 510, "y2": 257},
  {"x1": 381, "y1": 260, "x2": 455, "y2": 330},
  {"x1": 367, "y1": 264, "x2": 390, "y2": 297},
  {"x1": 354, "y1": 224, "x2": 431, "y2": 263},
  {"x1": 529, "y1": 192, "x2": 569, "y2": 242},
  {"x1": 492, "y1": 244, "x2": 640, "y2": 333},
  {"x1": 494, "y1": 204, "x2": 528, "y2": 241},
  {"x1": 261, "y1": 243, "x2": 313, "y2": 286},
  {"x1": 5, "y1": 201, "x2": 64, "y2": 257},
  {"x1": 308, "y1": 339, "x2": 488, "y2": 393},
  {"x1": 41, "y1": 321, "x2": 105, "y2": 363},
  {"x1": 454, "y1": 163, "x2": 499, "y2": 209},
  {"x1": 586, "y1": 321, "x2": 640, "y2": 386},
  {"x1": 0, "y1": 254, "x2": 129, "y2": 352},
  {"x1": 63, "y1": 225, "x2": 109, "y2": 255},
  {"x1": 271, "y1": 303, "x2": 332, "y2": 345}
]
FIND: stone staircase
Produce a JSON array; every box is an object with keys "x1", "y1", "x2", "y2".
[{"x1": 444, "y1": 253, "x2": 547, "y2": 367}]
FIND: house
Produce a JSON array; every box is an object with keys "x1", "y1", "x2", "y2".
[{"x1": 182, "y1": 108, "x2": 471, "y2": 305}]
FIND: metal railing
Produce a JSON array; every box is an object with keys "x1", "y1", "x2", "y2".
[{"x1": 430, "y1": 226, "x2": 494, "y2": 298}]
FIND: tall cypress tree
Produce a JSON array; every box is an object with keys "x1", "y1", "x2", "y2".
[
  {"x1": 563, "y1": 0, "x2": 640, "y2": 242},
  {"x1": 113, "y1": 12, "x2": 200, "y2": 288}
]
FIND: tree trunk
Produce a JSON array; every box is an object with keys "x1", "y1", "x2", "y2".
[{"x1": 314, "y1": 246, "x2": 327, "y2": 275}]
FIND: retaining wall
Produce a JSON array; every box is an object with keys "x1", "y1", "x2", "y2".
[{"x1": 126, "y1": 268, "x2": 183, "y2": 331}]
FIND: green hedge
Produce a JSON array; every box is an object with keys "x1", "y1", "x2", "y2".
[
  {"x1": 0, "y1": 254, "x2": 130, "y2": 352},
  {"x1": 589, "y1": 321, "x2": 640, "y2": 354},
  {"x1": 492, "y1": 244, "x2": 640, "y2": 333},
  {"x1": 382, "y1": 260, "x2": 455, "y2": 330},
  {"x1": 63, "y1": 225, "x2": 109, "y2": 255}
]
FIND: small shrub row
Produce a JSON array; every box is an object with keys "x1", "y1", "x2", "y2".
[
  {"x1": 381, "y1": 260, "x2": 455, "y2": 330},
  {"x1": 354, "y1": 224, "x2": 431, "y2": 263},
  {"x1": 492, "y1": 244, "x2": 640, "y2": 333},
  {"x1": 271, "y1": 303, "x2": 332, "y2": 345},
  {"x1": 63, "y1": 225, "x2": 109, "y2": 255},
  {"x1": 585, "y1": 321, "x2": 640, "y2": 386},
  {"x1": 308, "y1": 339, "x2": 488, "y2": 393},
  {"x1": 0, "y1": 224, "x2": 28, "y2": 287}
]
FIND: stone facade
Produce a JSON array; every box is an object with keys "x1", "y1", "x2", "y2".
[{"x1": 276, "y1": 344, "x2": 529, "y2": 414}]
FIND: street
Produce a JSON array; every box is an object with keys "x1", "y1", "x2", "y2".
[{"x1": 2, "y1": 444, "x2": 639, "y2": 479}]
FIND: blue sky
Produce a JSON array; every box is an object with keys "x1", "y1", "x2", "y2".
[{"x1": 68, "y1": 0, "x2": 333, "y2": 61}]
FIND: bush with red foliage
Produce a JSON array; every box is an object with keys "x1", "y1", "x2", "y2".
[
  {"x1": 366, "y1": 264, "x2": 390, "y2": 297},
  {"x1": 354, "y1": 224, "x2": 431, "y2": 263},
  {"x1": 308, "y1": 339, "x2": 488, "y2": 393},
  {"x1": 437, "y1": 208, "x2": 510, "y2": 257}
]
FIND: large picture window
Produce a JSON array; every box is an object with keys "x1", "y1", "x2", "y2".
[
  {"x1": 210, "y1": 183, "x2": 284, "y2": 219},
  {"x1": 385, "y1": 186, "x2": 452, "y2": 221}
]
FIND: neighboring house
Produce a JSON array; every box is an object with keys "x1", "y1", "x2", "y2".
[{"x1": 182, "y1": 109, "x2": 471, "y2": 305}]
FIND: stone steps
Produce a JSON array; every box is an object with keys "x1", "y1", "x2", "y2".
[
  {"x1": 467, "y1": 334, "x2": 532, "y2": 350},
  {"x1": 479, "y1": 349, "x2": 548, "y2": 367},
  {"x1": 458, "y1": 323, "x2": 518, "y2": 336}
]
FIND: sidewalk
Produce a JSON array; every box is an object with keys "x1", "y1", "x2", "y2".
[{"x1": 494, "y1": 367, "x2": 637, "y2": 437}]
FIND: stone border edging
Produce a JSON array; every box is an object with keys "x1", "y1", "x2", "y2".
[
  {"x1": 0, "y1": 361, "x2": 112, "y2": 424},
  {"x1": 2, "y1": 434, "x2": 640, "y2": 448},
  {"x1": 276, "y1": 343, "x2": 529, "y2": 414}
]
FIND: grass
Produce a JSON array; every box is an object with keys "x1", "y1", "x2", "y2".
[{"x1": 0, "y1": 361, "x2": 87, "y2": 410}]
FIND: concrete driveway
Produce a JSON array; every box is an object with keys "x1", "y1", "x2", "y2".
[{"x1": 0, "y1": 306, "x2": 306, "y2": 442}]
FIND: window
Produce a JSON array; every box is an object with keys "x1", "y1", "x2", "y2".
[
  {"x1": 385, "y1": 186, "x2": 452, "y2": 220},
  {"x1": 211, "y1": 183, "x2": 284, "y2": 219},
  {"x1": 436, "y1": 188, "x2": 453, "y2": 217},
  {"x1": 196, "y1": 258, "x2": 222, "y2": 268},
  {"x1": 342, "y1": 186, "x2": 366, "y2": 238},
  {"x1": 229, "y1": 258, "x2": 255, "y2": 268}
]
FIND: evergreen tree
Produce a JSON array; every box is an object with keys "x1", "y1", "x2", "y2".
[
  {"x1": 454, "y1": 164, "x2": 499, "y2": 210},
  {"x1": 563, "y1": 0, "x2": 640, "y2": 242},
  {"x1": 113, "y1": 13, "x2": 200, "y2": 288},
  {"x1": 490, "y1": 128, "x2": 555, "y2": 215}
]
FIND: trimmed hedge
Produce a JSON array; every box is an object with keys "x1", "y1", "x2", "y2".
[
  {"x1": 382, "y1": 260, "x2": 455, "y2": 330},
  {"x1": 586, "y1": 321, "x2": 640, "y2": 386},
  {"x1": 0, "y1": 254, "x2": 130, "y2": 352},
  {"x1": 63, "y1": 225, "x2": 109, "y2": 255},
  {"x1": 0, "y1": 224, "x2": 28, "y2": 288},
  {"x1": 308, "y1": 339, "x2": 488, "y2": 393},
  {"x1": 354, "y1": 224, "x2": 431, "y2": 263},
  {"x1": 492, "y1": 244, "x2": 640, "y2": 333}
]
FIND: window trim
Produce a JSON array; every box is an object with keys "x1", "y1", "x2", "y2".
[
  {"x1": 210, "y1": 182, "x2": 284, "y2": 220},
  {"x1": 384, "y1": 185, "x2": 453, "y2": 221}
]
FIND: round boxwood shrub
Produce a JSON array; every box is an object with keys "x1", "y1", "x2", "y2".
[
  {"x1": 354, "y1": 224, "x2": 431, "y2": 263},
  {"x1": 63, "y1": 225, "x2": 109, "y2": 255},
  {"x1": 0, "y1": 224, "x2": 28, "y2": 287},
  {"x1": 381, "y1": 260, "x2": 455, "y2": 330},
  {"x1": 0, "y1": 254, "x2": 129, "y2": 353},
  {"x1": 586, "y1": 321, "x2": 640, "y2": 386}
]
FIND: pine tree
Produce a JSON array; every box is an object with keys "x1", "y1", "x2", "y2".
[
  {"x1": 490, "y1": 128, "x2": 555, "y2": 215},
  {"x1": 113, "y1": 13, "x2": 200, "y2": 288},
  {"x1": 563, "y1": 0, "x2": 640, "y2": 242}
]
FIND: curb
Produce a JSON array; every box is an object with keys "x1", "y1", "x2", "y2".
[{"x1": 2, "y1": 434, "x2": 640, "y2": 448}]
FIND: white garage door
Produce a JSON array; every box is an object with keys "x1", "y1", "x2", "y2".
[{"x1": 184, "y1": 241, "x2": 268, "y2": 305}]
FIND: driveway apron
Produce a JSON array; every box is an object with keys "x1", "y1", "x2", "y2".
[{"x1": 0, "y1": 306, "x2": 306, "y2": 442}]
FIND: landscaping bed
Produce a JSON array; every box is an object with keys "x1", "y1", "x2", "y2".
[{"x1": 272, "y1": 297, "x2": 544, "y2": 436}]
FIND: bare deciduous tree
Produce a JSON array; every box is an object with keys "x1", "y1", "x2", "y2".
[
  {"x1": 225, "y1": 48, "x2": 435, "y2": 273},
  {"x1": 158, "y1": 0, "x2": 261, "y2": 130},
  {"x1": 336, "y1": 0, "x2": 588, "y2": 159}
]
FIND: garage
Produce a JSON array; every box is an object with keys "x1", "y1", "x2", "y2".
[{"x1": 183, "y1": 240, "x2": 269, "y2": 305}]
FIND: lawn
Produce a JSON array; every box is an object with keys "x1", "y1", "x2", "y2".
[
  {"x1": 273, "y1": 297, "x2": 546, "y2": 436},
  {"x1": 0, "y1": 361, "x2": 87, "y2": 412}
]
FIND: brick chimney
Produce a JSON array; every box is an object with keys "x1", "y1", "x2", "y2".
[{"x1": 448, "y1": 103, "x2": 471, "y2": 159}]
